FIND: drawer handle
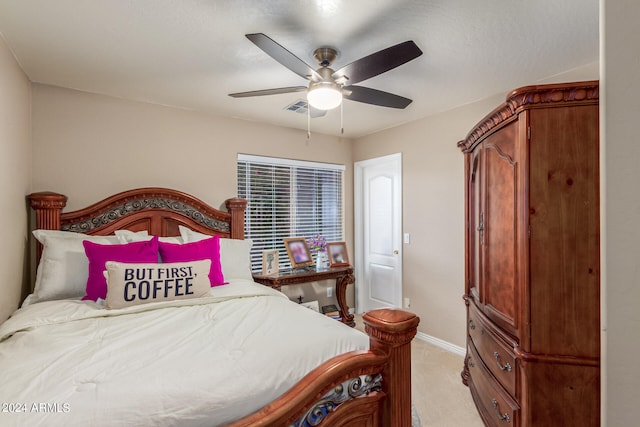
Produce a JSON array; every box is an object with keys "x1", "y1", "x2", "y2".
[
  {"x1": 468, "y1": 355, "x2": 475, "y2": 368},
  {"x1": 469, "y1": 319, "x2": 476, "y2": 330},
  {"x1": 493, "y1": 351, "x2": 512, "y2": 372},
  {"x1": 492, "y1": 399, "x2": 511, "y2": 423}
]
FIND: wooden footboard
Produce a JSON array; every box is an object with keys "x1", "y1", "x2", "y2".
[{"x1": 226, "y1": 309, "x2": 419, "y2": 427}]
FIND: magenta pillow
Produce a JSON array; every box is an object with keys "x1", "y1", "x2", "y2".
[
  {"x1": 158, "y1": 235, "x2": 225, "y2": 287},
  {"x1": 82, "y1": 236, "x2": 159, "y2": 301}
]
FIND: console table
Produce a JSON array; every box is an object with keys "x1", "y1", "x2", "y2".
[{"x1": 252, "y1": 266, "x2": 355, "y2": 327}]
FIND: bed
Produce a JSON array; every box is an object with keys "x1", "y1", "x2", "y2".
[{"x1": 0, "y1": 188, "x2": 419, "y2": 427}]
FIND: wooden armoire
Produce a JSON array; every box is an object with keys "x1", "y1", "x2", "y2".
[{"x1": 458, "y1": 81, "x2": 600, "y2": 427}]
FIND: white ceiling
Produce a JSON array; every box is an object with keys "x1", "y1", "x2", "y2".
[{"x1": 0, "y1": 0, "x2": 599, "y2": 138}]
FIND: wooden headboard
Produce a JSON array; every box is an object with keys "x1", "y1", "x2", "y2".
[{"x1": 28, "y1": 188, "x2": 247, "y2": 259}]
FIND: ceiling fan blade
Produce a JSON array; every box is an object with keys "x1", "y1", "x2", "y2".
[
  {"x1": 332, "y1": 41, "x2": 422, "y2": 85},
  {"x1": 246, "y1": 33, "x2": 322, "y2": 81},
  {"x1": 229, "y1": 86, "x2": 307, "y2": 98},
  {"x1": 343, "y1": 85, "x2": 413, "y2": 109}
]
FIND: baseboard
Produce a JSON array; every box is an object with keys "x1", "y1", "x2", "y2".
[{"x1": 415, "y1": 331, "x2": 466, "y2": 357}]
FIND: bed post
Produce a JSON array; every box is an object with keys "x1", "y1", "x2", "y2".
[
  {"x1": 27, "y1": 192, "x2": 68, "y2": 260},
  {"x1": 225, "y1": 198, "x2": 247, "y2": 239},
  {"x1": 363, "y1": 309, "x2": 419, "y2": 427},
  {"x1": 28, "y1": 192, "x2": 68, "y2": 230}
]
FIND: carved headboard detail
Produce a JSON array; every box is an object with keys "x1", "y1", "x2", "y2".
[{"x1": 28, "y1": 188, "x2": 247, "y2": 261}]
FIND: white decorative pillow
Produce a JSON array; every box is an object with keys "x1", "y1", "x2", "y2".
[
  {"x1": 219, "y1": 238, "x2": 254, "y2": 280},
  {"x1": 179, "y1": 226, "x2": 254, "y2": 280},
  {"x1": 104, "y1": 260, "x2": 211, "y2": 309},
  {"x1": 115, "y1": 230, "x2": 184, "y2": 245},
  {"x1": 159, "y1": 236, "x2": 184, "y2": 244},
  {"x1": 31, "y1": 230, "x2": 120, "y2": 304},
  {"x1": 114, "y1": 230, "x2": 150, "y2": 243}
]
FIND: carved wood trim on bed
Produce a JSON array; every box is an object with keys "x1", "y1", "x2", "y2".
[
  {"x1": 26, "y1": 187, "x2": 419, "y2": 427},
  {"x1": 28, "y1": 188, "x2": 247, "y2": 261}
]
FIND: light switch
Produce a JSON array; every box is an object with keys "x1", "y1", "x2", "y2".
[{"x1": 404, "y1": 233, "x2": 410, "y2": 244}]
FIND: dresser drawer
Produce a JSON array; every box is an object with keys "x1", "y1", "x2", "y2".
[
  {"x1": 468, "y1": 343, "x2": 520, "y2": 427},
  {"x1": 468, "y1": 303, "x2": 517, "y2": 396}
]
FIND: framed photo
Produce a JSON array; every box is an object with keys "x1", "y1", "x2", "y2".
[
  {"x1": 261, "y1": 249, "x2": 279, "y2": 275},
  {"x1": 327, "y1": 242, "x2": 350, "y2": 267},
  {"x1": 284, "y1": 237, "x2": 314, "y2": 268}
]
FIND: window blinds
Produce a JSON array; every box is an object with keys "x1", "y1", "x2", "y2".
[{"x1": 237, "y1": 154, "x2": 344, "y2": 271}]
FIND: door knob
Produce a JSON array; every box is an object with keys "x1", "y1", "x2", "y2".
[{"x1": 393, "y1": 250, "x2": 399, "y2": 254}]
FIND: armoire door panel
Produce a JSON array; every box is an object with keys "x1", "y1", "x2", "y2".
[
  {"x1": 468, "y1": 149, "x2": 482, "y2": 304},
  {"x1": 482, "y1": 123, "x2": 518, "y2": 333},
  {"x1": 528, "y1": 106, "x2": 600, "y2": 357}
]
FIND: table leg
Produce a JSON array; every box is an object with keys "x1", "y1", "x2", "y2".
[{"x1": 335, "y1": 271, "x2": 355, "y2": 327}]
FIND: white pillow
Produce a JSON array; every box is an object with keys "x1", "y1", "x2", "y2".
[
  {"x1": 115, "y1": 229, "x2": 183, "y2": 244},
  {"x1": 159, "y1": 236, "x2": 184, "y2": 244},
  {"x1": 31, "y1": 230, "x2": 120, "y2": 304},
  {"x1": 179, "y1": 225, "x2": 254, "y2": 281},
  {"x1": 114, "y1": 229, "x2": 149, "y2": 243},
  {"x1": 104, "y1": 260, "x2": 211, "y2": 309}
]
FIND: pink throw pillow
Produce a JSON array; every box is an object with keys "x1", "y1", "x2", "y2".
[
  {"x1": 82, "y1": 236, "x2": 159, "y2": 301},
  {"x1": 158, "y1": 235, "x2": 225, "y2": 287}
]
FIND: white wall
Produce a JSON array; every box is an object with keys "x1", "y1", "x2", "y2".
[
  {"x1": 601, "y1": 0, "x2": 640, "y2": 424},
  {"x1": 0, "y1": 35, "x2": 32, "y2": 322},
  {"x1": 32, "y1": 84, "x2": 353, "y2": 212}
]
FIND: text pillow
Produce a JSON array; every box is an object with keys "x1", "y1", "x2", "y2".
[
  {"x1": 178, "y1": 226, "x2": 254, "y2": 281},
  {"x1": 158, "y1": 236, "x2": 225, "y2": 286},
  {"x1": 82, "y1": 236, "x2": 159, "y2": 301},
  {"x1": 104, "y1": 260, "x2": 211, "y2": 309}
]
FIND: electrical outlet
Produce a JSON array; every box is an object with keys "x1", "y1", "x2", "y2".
[
  {"x1": 404, "y1": 298, "x2": 411, "y2": 308},
  {"x1": 327, "y1": 287, "x2": 333, "y2": 298}
]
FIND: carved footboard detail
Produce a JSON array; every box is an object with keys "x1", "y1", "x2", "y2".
[
  {"x1": 293, "y1": 374, "x2": 382, "y2": 426},
  {"x1": 226, "y1": 309, "x2": 419, "y2": 427}
]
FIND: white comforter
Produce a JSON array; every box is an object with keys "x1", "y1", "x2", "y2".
[{"x1": 0, "y1": 280, "x2": 369, "y2": 426}]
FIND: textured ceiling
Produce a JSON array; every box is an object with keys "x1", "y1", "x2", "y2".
[{"x1": 0, "y1": 0, "x2": 599, "y2": 138}]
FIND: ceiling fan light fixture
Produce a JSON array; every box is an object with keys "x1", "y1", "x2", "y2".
[{"x1": 307, "y1": 82, "x2": 342, "y2": 110}]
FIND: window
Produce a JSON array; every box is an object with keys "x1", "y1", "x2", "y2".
[{"x1": 237, "y1": 154, "x2": 344, "y2": 271}]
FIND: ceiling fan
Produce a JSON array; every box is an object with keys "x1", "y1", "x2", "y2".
[{"x1": 229, "y1": 33, "x2": 423, "y2": 114}]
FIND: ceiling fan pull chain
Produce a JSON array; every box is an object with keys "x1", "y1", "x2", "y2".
[{"x1": 340, "y1": 101, "x2": 344, "y2": 135}]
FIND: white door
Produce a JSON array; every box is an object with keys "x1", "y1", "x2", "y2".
[{"x1": 354, "y1": 153, "x2": 402, "y2": 312}]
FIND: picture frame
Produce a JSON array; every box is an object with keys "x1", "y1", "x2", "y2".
[
  {"x1": 261, "y1": 249, "x2": 279, "y2": 275},
  {"x1": 327, "y1": 241, "x2": 350, "y2": 267},
  {"x1": 283, "y1": 237, "x2": 314, "y2": 268}
]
